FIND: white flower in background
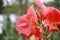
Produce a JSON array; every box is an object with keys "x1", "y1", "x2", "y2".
[
  {"x1": 0, "y1": 23, "x2": 3, "y2": 34},
  {"x1": 0, "y1": 15, "x2": 4, "y2": 34},
  {"x1": 3, "y1": 0, "x2": 19, "y2": 7},
  {"x1": 3, "y1": 0, "x2": 7, "y2": 7},
  {"x1": 9, "y1": 14, "x2": 17, "y2": 23},
  {"x1": 9, "y1": 14, "x2": 18, "y2": 28},
  {"x1": 0, "y1": 15, "x2": 4, "y2": 22}
]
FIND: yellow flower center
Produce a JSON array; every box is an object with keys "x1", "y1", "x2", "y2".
[
  {"x1": 30, "y1": 19, "x2": 39, "y2": 27},
  {"x1": 52, "y1": 22, "x2": 57, "y2": 26}
]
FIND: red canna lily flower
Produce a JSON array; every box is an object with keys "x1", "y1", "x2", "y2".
[
  {"x1": 16, "y1": 5, "x2": 43, "y2": 40},
  {"x1": 35, "y1": 0, "x2": 60, "y2": 33},
  {"x1": 44, "y1": 8, "x2": 60, "y2": 33}
]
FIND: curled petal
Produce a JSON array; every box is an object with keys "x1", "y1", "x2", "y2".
[
  {"x1": 35, "y1": 0, "x2": 46, "y2": 10},
  {"x1": 26, "y1": 5, "x2": 38, "y2": 20}
]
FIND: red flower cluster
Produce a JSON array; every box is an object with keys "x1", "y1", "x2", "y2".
[
  {"x1": 16, "y1": 0, "x2": 60, "y2": 40},
  {"x1": 36, "y1": 0, "x2": 60, "y2": 33}
]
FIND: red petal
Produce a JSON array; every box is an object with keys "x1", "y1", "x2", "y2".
[
  {"x1": 26, "y1": 5, "x2": 38, "y2": 20},
  {"x1": 34, "y1": 28, "x2": 43, "y2": 40},
  {"x1": 46, "y1": 7, "x2": 60, "y2": 22},
  {"x1": 16, "y1": 15, "x2": 33, "y2": 37},
  {"x1": 44, "y1": 19, "x2": 59, "y2": 33}
]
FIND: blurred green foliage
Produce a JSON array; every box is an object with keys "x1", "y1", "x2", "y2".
[
  {"x1": 3, "y1": 5, "x2": 20, "y2": 14},
  {"x1": 0, "y1": 0, "x2": 3, "y2": 14},
  {"x1": 0, "y1": 17, "x2": 19, "y2": 40},
  {"x1": 44, "y1": 2, "x2": 60, "y2": 10}
]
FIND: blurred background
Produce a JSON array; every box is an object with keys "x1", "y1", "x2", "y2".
[{"x1": 0, "y1": 0, "x2": 60, "y2": 40}]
